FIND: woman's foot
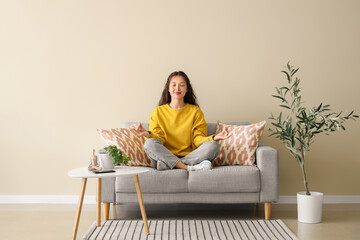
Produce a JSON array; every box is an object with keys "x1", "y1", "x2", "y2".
[
  {"x1": 157, "y1": 161, "x2": 170, "y2": 171},
  {"x1": 187, "y1": 160, "x2": 213, "y2": 171}
]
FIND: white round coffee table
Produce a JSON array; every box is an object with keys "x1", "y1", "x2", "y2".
[{"x1": 68, "y1": 166, "x2": 150, "y2": 240}]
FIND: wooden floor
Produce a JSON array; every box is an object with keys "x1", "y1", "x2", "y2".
[{"x1": 0, "y1": 203, "x2": 359, "y2": 240}]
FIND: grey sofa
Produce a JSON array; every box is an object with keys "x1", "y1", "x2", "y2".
[{"x1": 99, "y1": 122, "x2": 279, "y2": 220}]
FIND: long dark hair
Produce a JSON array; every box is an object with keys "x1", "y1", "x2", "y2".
[{"x1": 158, "y1": 71, "x2": 199, "y2": 107}]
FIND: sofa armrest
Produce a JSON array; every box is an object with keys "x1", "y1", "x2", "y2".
[
  {"x1": 256, "y1": 143, "x2": 279, "y2": 203},
  {"x1": 98, "y1": 148, "x2": 116, "y2": 203}
]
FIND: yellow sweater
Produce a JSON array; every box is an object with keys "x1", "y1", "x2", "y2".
[{"x1": 148, "y1": 104, "x2": 214, "y2": 156}]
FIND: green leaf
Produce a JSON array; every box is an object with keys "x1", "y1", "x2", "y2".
[
  {"x1": 280, "y1": 87, "x2": 289, "y2": 91},
  {"x1": 301, "y1": 110, "x2": 306, "y2": 119},
  {"x1": 295, "y1": 137, "x2": 303, "y2": 144},
  {"x1": 275, "y1": 87, "x2": 280, "y2": 94},
  {"x1": 269, "y1": 132, "x2": 280, "y2": 137},
  {"x1": 271, "y1": 122, "x2": 282, "y2": 128},
  {"x1": 284, "y1": 88, "x2": 290, "y2": 96},
  {"x1": 272, "y1": 95, "x2": 286, "y2": 102},
  {"x1": 281, "y1": 70, "x2": 291, "y2": 83},
  {"x1": 312, "y1": 130, "x2": 322, "y2": 134},
  {"x1": 291, "y1": 67, "x2": 299, "y2": 77},
  {"x1": 280, "y1": 105, "x2": 291, "y2": 109},
  {"x1": 316, "y1": 103, "x2": 323, "y2": 112}
]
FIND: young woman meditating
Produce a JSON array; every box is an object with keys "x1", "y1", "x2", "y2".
[{"x1": 131, "y1": 71, "x2": 230, "y2": 171}]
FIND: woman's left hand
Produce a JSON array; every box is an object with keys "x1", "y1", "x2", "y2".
[
  {"x1": 213, "y1": 127, "x2": 231, "y2": 141},
  {"x1": 130, "y1": 122, "x2": 150, "y2": 138}
]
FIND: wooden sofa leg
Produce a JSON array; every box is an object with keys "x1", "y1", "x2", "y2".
[
  {"x1": 264, "y1": 202, "x2": 271, "y2": 220},
  {"x1": 103, "y1": 203, "x2": 110, "y2": 220},
  {"x1": 254, "y1": 203, "x2": 259, "y2": 212}
]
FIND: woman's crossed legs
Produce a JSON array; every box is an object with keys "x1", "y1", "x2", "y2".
[{"x1": 143, "y1": 138, "x2": 220, "y2": 170}]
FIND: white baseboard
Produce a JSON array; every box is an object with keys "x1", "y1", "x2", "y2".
[
  {"x1": 0, "y1": 195, "x2": 359, "y2": 204},
  {"x1": 0, "y1": 195, "x2": 96, "y2": 204}
]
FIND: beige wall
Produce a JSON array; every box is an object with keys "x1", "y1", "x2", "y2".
[{"x1": 1, "y1": 0, "x2": 359, "y2": 197}]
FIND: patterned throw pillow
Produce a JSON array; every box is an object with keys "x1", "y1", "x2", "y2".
[
  {"x1": 97, "y1": 128, "x2": 152, "y2": 167},
  {"x1": 213, "y1": 121, "x2": 266, "y2": 166}
]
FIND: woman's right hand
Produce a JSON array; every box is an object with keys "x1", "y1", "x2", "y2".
[{"x1": 130, "y1": 122, "x2": 150, "y2": 138}]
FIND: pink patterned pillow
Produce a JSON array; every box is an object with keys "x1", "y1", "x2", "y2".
[
  {"x1": 97, "y1": 128, "x2": 152, "y2": 167},
  {"x1": 213, "y1": 121, "x2": 266, "y2": 166}
]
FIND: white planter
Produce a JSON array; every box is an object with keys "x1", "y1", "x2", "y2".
[
  {"x1": 297, "y1": 191, "x2": 324, "y2": 223},
  {"x1": 98, "y1": 154, "x2": 114, "y2": 170}
]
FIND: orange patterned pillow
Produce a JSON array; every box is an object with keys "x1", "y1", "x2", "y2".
[
  {"x1": 213, "y1": 121, "x2": 266, "y2": 166},
  {"x1": 97, "y1": 128, "x2": 152, "y2": 167}
]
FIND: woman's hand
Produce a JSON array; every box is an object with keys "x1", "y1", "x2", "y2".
[
  {"x1": 130, "y1": 122, "x2": 150, "y2": 138},
  {"x1": 213, "y1": 127, "x2": 231, "y2": 141}
]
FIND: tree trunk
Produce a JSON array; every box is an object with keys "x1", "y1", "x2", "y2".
[{"x1": 300, "y1": 163, "x2": 311, "y2": 195}]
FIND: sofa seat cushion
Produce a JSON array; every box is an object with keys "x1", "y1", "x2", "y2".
[
  {"x1": 188, "y1": 165, "x2": 260, "y2": 193},
  {"x1": 115, "y1": 167, "x2": 188, "y2": 193}
]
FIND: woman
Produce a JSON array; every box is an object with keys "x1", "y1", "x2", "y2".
[{"x1": 131, "y1": 71, "x2": 230, "y2": 171}]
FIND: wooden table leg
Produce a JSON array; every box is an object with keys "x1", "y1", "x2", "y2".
[
  {"x1": 72, "y1": 178, "x2": 87, "y2": 240},
  {"x1": 97, "y1": 178, "x2": 102, "y2": 227},
  {"x1": 134, "y1": 175, "x2": 149, "y2": 235}
]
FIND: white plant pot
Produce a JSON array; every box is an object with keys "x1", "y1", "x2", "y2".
[
  {"x1": 98, "y1": 154, "x2": 114, "y2": 170},
  {"x1": 297, "y1": 191, "x2": 324, "y2": 223}
]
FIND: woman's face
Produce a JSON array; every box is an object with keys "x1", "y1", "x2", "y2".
[{"x1": 168, "y1": 76, "x2": 187, "y2": 101}]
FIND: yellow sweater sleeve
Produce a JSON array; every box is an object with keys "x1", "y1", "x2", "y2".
[
  {"x1": 148, "y1": 108, "x2": 166, "y2": 143},
  {"x1": 192, "y1": 108, "x2": 214, "y2": 148}
]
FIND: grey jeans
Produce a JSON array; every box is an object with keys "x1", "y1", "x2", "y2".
[{"x1": 144, "y1": 138, "x2": 220, "y2": 169}]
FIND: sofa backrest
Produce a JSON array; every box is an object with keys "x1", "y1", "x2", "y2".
[{"x1": 122, "y1": 121, "x2": 250, "y2": 136}]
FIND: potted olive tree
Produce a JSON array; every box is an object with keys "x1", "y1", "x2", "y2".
[{"x1": 269, "y1": 62, "x2": 358, "y2": 223}]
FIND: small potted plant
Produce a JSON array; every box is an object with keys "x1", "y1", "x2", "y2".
[
  {"x1": 104, "y1": 145, "x2": 130, "y2": 166},
  {"x1": 269, "y1": 62, "x2": 358, "y2": 223}
]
